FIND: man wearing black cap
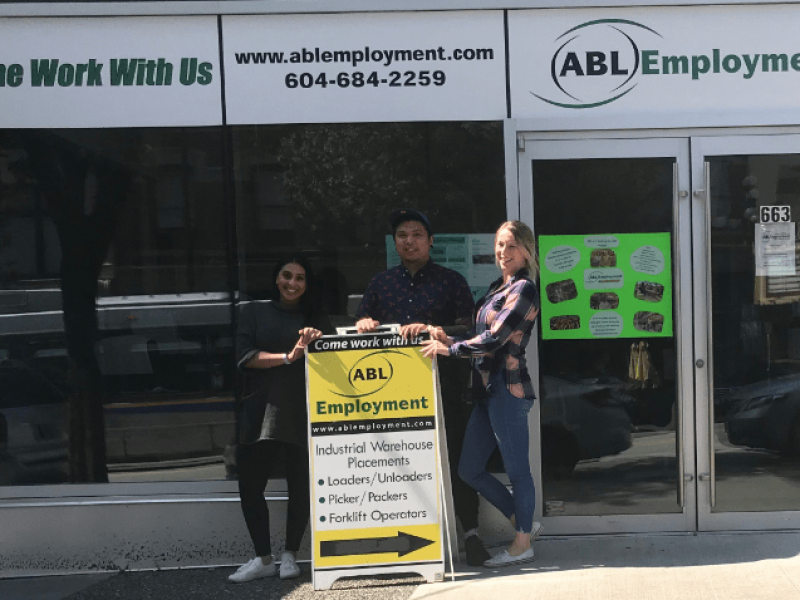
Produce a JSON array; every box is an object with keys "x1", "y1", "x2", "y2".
[{"x1": 355, "y1": 209, "x2": 490, "y2": 567}]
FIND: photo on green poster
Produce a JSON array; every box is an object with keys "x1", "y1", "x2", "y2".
[{"x1": 539, "y1": 233, "x2": 673, "y2": 340}]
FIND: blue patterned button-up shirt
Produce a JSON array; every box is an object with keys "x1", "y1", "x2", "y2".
[{"x1": 356, "y1": 260, "x2": 474, "y2": 327}]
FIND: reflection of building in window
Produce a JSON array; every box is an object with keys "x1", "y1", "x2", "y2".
[
  {"x1": 254, "y1": 166, "x2": 291, "y2": 231},
  {"x1": 0, "y1": 149, "x2": 61, "y2": 283},
  {"x1": 156, "y1": 170, "x2": 186, "y2": 229},
  {"x1": 232, "y1": 122, "x2": 507, "y2": 307}
]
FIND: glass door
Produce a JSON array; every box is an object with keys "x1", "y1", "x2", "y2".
[
  {"x1": 693, "y1": 135, "x2": 800, "y2": 531},
  {"x1": 519, "y1": 137, "x2": 696, "y2": 535}
]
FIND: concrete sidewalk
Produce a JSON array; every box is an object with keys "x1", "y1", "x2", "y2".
[
  {"x1": 2, "y1": 532, "x2": 799, "y2": 600},
  {"x1": 412, "y1": 532, "x2": 800, "y2": 600}
]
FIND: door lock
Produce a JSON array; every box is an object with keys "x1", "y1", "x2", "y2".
[{"x1": 696, "y1": 359, "x2": 705, "y2": 368}]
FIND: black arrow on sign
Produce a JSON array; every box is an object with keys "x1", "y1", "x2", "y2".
[{"x1": 320, "y1": 531, "x2": 435, "y2": 558}]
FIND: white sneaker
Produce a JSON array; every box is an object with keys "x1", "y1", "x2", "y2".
[
  {"x1": 279, "y1": 551, "x2": 301, "y2": 580},
  {"x1": 228, "y1": 557, "x2": 277, "y2": 583},
  {"x1": 483, "y1": 546, "x2": 535, "y2": 568},
  {"x1": 531, "y1": 521, "x2": 544, "y2": 541}
]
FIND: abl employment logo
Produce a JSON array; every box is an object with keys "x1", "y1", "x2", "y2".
[
  {"x1": 533, "y1": 19, "x2": 662, "y2": 109},
  {"x1": 329, "y1": 350, "x2": 408, "y2": 399}
]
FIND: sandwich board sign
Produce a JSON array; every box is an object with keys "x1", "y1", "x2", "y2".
[{"x1": 306, "y1": 331, "x2": 447, "y2": 590}]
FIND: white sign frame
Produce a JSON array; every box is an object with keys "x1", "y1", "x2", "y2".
[{"x1": 305, "y1": 332, "x2": 455, "y2": 591}]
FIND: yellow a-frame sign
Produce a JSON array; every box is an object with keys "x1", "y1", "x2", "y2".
[{"x1": 306, "y1": 331, "x2": 451, "y2": 590}]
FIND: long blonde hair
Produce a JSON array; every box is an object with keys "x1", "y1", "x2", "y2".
[{"x1": 495, "y1": 220, "x2": 539, "y2": 278}]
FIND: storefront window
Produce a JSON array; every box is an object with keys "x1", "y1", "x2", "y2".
[
  {"x1": 0, "y1": 128, "x2": 234, "y2": 486},
  {"x1": 0, "y1": 121, "x2": 506, "y2": 489},
  {"x1": 709, "y1": 153, "x2": 800, "y2": 513},
  {"x1": 534, "y1": 157, "x2": 680, "y2": 516},
  {"x1": 231, "y1": 122, "x2": 507, "y2": 324},
  {"x1": 230, "y1": 121, "x2": 508, "y2": 482}
]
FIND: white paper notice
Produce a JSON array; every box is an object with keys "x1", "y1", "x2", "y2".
[{"x1": 755, "y1": 223, "x2": 796, "y2": 277}]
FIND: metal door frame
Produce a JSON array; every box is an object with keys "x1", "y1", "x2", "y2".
[
  {"x1": 692, "y1": 133, "x2": 800, "y2": 532},
  {"x1": 517, "y1": 134, "x2": 696, "y2": 535}
]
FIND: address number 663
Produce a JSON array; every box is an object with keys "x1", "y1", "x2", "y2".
[{"x1": 760, "y1": 205, "x2": 792, "y2": 223}]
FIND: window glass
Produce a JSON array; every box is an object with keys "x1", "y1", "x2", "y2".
[
  {"x1": 534, "y1": 157, "x2": 681, "y2": 516},
  {"x1": 231, "y1": 122, "x2": 507, "y2": 325},
  {"x1": 0, "y1": 121, "x2": 507, "y2": 489},
  {"x1": 231, "y1": 121, "x2": 508, "y2": 478},
  {"x1": 709, "y1": 153, "x2": 800, "y2": 513},
  {"x1": 0, "y1": 128, "x2": 234, "y2": 486}
]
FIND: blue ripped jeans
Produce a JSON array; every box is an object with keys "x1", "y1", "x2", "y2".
[{"x1": 458, "y1": 371, "x2": 535, "y2": 533}]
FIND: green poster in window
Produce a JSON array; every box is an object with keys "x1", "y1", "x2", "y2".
[{"x1": 539, "y1": 233, "x2": 673, "y2": 340}]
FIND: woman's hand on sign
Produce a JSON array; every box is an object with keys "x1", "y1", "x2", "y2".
[
  {"x1": 426, "y1": 325, "x2": 452, "y2": 345},
  {"x1": 399, "y1": 323, "x2": 427, "y2": 340},
  {"x1": 287, "y1": 328, "x2": 321, "y2": 363},
  {"x1": 287, "y1": 340, "x2": 305, "y2": 363},
  {"x1": 356, "y1": 317, "x2": 380, "y2": 333},
  {"x1": 298, "y1": 327, "x2": 323, "y2": 345},
  {"x1": 421, "y1": 339, "x2": 450, "y2": 358}
]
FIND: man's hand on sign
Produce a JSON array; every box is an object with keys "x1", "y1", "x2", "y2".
[
  {"x1": 421, "y1": 338, "x2": 450, "y2": 358},
  {"x1": 399, "y1": 323, "x2": 427, "y2": 340},
  {"x1": 355, "y1": 317, "x2": 380, "y2": 333}
]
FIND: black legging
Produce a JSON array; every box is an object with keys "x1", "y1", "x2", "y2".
[
  {"x1": 439, "y1": 359, "x2": 481, "y2": 532},
  {"x1": 236, "y1": 440, "x2": 310, "y2": 557}
]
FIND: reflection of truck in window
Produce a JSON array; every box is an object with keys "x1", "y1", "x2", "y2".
[{"x1": 0, "y1": 289, "x2": 236, "y2": 484}]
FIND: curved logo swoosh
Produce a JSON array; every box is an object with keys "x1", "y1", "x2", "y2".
[
  {"x1": 535, "y1": 19, "x2": 659, "y2": 110},
  {"x1": 330, "y1": 349, "x2": 409, "y2": 399}
]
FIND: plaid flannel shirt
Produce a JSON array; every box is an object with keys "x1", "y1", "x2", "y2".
[{"x1": 448, "y1": 269, "x2": 539, "y2": 399}]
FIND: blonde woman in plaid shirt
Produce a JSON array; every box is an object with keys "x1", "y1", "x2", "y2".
[{"x1": 422, "y1": 221, "x2": 541, "y2": 568}]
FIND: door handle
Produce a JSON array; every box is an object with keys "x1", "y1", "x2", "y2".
[
  {"x1": 698, "y1": 474, "x2": 711, "y2": 481},
  {"x1": 673, "y1": 162, "x2": 687, "y2": 509},
  {"x1": 701, "y1": 161, "x2": 716, "y2": 508}
]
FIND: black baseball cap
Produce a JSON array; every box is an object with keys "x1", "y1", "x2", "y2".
[{"x1": 389, "y1": 209, "x2": 432, "y2": 236}]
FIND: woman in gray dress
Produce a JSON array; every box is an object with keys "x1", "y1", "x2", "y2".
[{"x1": 229, "y1": 256, "x2": 330, "y2": 583}]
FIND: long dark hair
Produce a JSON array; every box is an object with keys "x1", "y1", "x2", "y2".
[{"x1": 271, "y1": 255, "x2": 322, "y2": 319}]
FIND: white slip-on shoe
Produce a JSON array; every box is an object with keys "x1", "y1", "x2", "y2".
[
  {"x1": 531, "y1": 521, "x2": 544, "y2": 541},
  {"x1": 483, "y1": 546, "x2": 535, "y2": 568},
  {"x1": 228, "y1": 557, "x2": 277, "y2": 583},
  {"x1": 279, "y1": 551, "x2": 301, "y2": 580}
]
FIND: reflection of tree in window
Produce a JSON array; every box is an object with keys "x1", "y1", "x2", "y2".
[
  {"x1": 277, "y1": 123, "x2": 504, "y2": 245},
  {"x1": 16, "y1": 132, "x2": 129, "y2": 483},
  {"x1": 234, "y1": 122, "x2": 506, "y2": 306}
]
